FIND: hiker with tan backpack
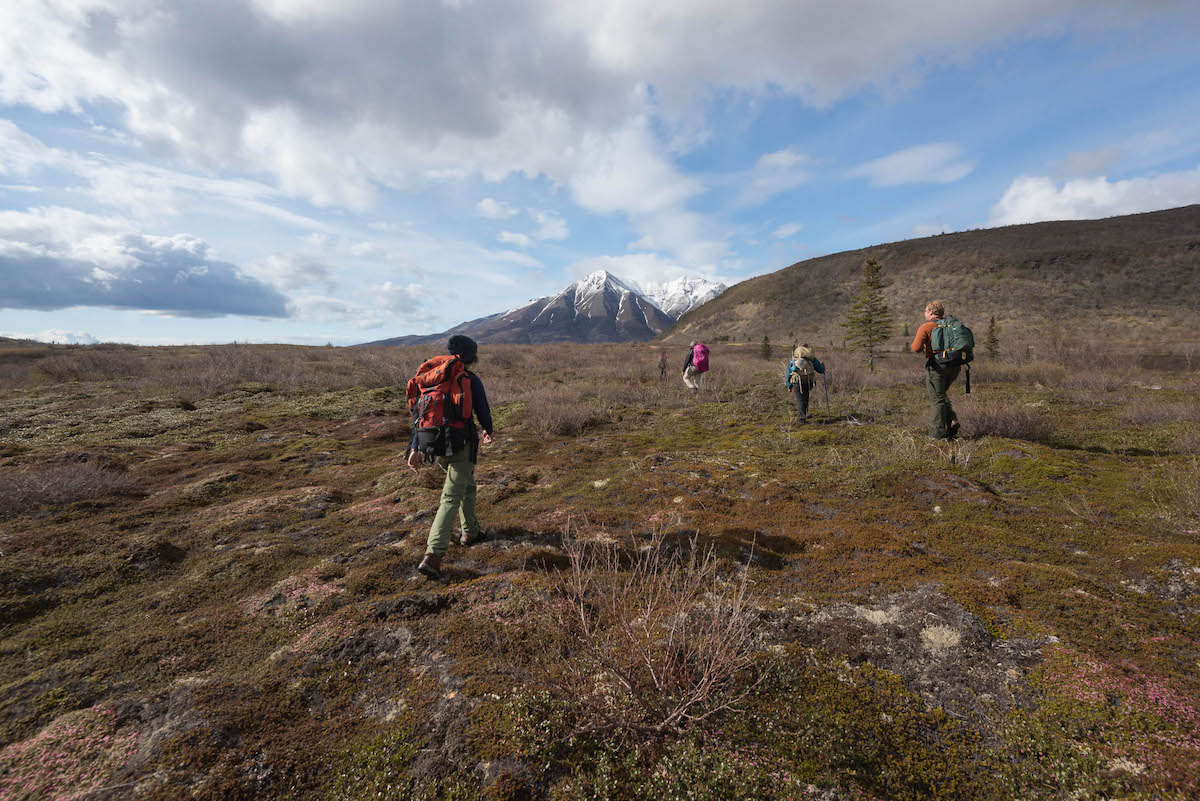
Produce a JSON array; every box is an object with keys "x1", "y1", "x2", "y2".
[
  {"x1": 405, "y1": 335, "x2": 495, "y2": 580},
  {"x1": 784, "y1": 344, "x2": 825, "y2": 424}
]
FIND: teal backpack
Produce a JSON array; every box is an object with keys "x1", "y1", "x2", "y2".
[{"x1": 931, "y1": 315, "x2": 974, "y2": 366}]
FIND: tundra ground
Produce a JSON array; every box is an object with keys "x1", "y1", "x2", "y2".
[{"x1": 1, "y1": 341, "x2": 1197, "y2": 800}]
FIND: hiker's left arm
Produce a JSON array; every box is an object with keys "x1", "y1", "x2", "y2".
[
  {"x1": 469, "y1": 374, "x2": 494, "y2": 437},
  {"x1": 814, "y1": 357, "x2": 825, "y2": 374}
]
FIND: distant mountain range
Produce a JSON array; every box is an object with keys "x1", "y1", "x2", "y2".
[
  {"x1": 360, "y1": 271, "x2": 726, "y2": 346},
  {"x1": 666, "y1": 205, "x2": 1200, "y2": 348}
]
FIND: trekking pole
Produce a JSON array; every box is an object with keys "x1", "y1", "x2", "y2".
[{"x1": 822, "y1": 370, "x2": 830, "y2": 421}]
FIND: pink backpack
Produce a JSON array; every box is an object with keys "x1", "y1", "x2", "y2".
[{"x1": 692, "y1": 343, "x2": 710, "y2": 373}]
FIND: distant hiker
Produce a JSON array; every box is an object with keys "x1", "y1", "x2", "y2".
[
  {"x1": 406, "y1": 335, "x2": 495, "y2": 580},
  {"x1": 911, "y1": 301, "x2": 972, "y2": 439},
  {"x1": 785, "y1": 344, "x2": 825, "y2": 424},
  {"x1": 683, "y1": 341, "x2": 710, "y2": 390},
  {"x1": 657, "y1": 351, "x2": 668, "y2": 379}
]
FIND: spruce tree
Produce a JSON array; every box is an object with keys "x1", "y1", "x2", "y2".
[
  {"x1": 760, "y1": 335, "x2": 772, "y2": 360},
  {"x1": 984, "y1": 315, "x2": 1000, "y2": 359},
  {"x1": 842, "y1": 257, "x2": 894, "y2": 373}
]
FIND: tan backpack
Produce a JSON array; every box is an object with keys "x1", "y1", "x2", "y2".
[{"x1": 790, "y1": 345, "x2": 816, "y2": 381}]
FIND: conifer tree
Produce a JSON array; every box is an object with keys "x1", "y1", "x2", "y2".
[
  {"x1": 984, "y1": 315, "x2": 1000, "y2": 359},
  {"x1": 760, "y1": 335, "x2": 772, "y2": 360},
  {"x1": 842, "y1": 257, "x2": 894, "y2": 372}
]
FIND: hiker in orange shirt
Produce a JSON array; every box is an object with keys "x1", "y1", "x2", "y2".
[{"x1": 911, "y1": 300, "x2": 960, "y2": 440}]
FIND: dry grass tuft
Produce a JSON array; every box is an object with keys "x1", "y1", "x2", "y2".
[
  {"x1": 0, "y1": 463, "x2": 143, "y2": 517},
  {"x1": 534, "y1": 524, "x2": 759, "y2": 737}
]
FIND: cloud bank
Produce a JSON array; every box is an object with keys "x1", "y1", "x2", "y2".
[
  {"x1": 0, "y1": 208, "x2": 288, "y2": 316},
  {"x1": 988, "y1": 167, "x2": 1200, "y2": 226}
]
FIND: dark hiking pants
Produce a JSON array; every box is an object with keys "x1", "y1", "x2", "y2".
[
  {"x1": 925, "y1": 362, "x2": 961, "y2": 438},
  {"x1": 791, "y1": 379, "x2": 813, "y2": 421}
]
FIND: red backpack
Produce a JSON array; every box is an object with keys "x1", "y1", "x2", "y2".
[
  {"x1": 406, "y1": 355, "x2": 473, "y2": 460},
  {"x1": 692, "y1": 343, "x2": 710, "y2": 373}
]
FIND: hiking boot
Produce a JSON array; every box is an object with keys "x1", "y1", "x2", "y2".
[
  {"x1": 459, "y1": 529, "x2": 485, "y2": 547},
  {"x1": 948, "y1": 420, "x2": 961, "y2": 439},
  {"x1": 417, "y1": 553, "x2": 444, "y2": 580},
  {"x1": 797, "y1": 416, "x2": 808, "y2": 425}
]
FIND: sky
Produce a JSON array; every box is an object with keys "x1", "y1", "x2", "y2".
[{"x1": 2, "y1": 1, "x2": 1200, "y2": 346}]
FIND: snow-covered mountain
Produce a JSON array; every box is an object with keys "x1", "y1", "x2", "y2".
[
  {"x1": 637, "y1": 276, "x2": 727, "y2": 319},
  {"x1": 360, "y1": 270, "x2": 679, "y2": 345}
]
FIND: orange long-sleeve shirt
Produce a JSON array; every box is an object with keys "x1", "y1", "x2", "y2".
[{"x1": 911, "y1": 320, "x2": 937, "y2": 357}]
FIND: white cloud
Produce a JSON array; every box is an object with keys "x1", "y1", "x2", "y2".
[
  {"x1": 499, "y1": 231, "x2": 533, "y2": 248},
  {"x1": 988, "y1": 167, "x2": 1200, "y2": 226},
  {"x1": 532, "y1": 211, "x2": 569, "y2": 241},
  {"x1": 1055, "y1": 147, "x2": 1123, "y2": 178},
  {"x1": 373, "y1": 281, "x2": 428, "y2": 315},
  {"x1": 477, "y1": 197, "x2": 518, "y2": 219},
  {"x1": 771, "y1": 222, "x2": 804, "y2": 239},
  {"x1": 289, "y1": 295, "x2": 383, "y2": 329},
  {"x1": 247, "y1": 253, "x2": 337, "y2": 291},
  {"x1": 0, "y1": 329, "x2": 99, "y2": 345},
  {"x1": 849, "y1": 143, "x2": 975, "y2": 186},
  {"x1": 737, "y1": 149, "x2": 812, "y2": 207},
  {"x1": 0, "y1": 120, "x2": 63, "y2": 175}
]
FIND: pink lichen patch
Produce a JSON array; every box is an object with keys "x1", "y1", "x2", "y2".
[
  {"x1": 241, "y1": 567, "x2": 344, "y2": 617},
  {"x1": 206, "y1": 486, "x2": 342, "y2": 527},
  {"x1": 0, "y1": 704, "x2": 139, "y2": 801},
  {"x1": 1040, "y1": 645, "x2": 1200, "y2": 792},
  {"x1": 285, "y1": 613, "x2": 365, "y2": 658},
  {"x1": 330, "y1": 493, "x2": 399, "y2": 523}
]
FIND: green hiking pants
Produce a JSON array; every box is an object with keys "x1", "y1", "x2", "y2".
[
  {"x1": 426, "y1": 444, "x2": 480, "y2": 555},
  {"x1": 925, "y1": 362, "x2": 961, "y2": 439}
]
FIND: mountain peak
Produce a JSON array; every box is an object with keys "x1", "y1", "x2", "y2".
[{"x1": 638, "y1": 276, "x2": 727, "y2": 319}]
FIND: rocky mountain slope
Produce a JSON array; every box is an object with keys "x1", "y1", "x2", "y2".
[
  {"x1": 362, "y1": 270, "x2": 679, "y2": 346},
  {"x1": 667, "y1": 205, "x2": 1200, "y2": 347}
]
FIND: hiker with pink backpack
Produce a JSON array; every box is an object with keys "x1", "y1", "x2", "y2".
[{"x1": 682, "y1": 341, "x2": 710, "y2": 390}]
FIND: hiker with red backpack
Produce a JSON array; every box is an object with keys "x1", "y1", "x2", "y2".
[
  {"x1": 405, "y1": 335, "x2": 495, "y2": 580},
  {"x1": 910, "y1": 301, "x2": 973, "y2": 440},
  {"x1": 683, "y1": 341, "x2": 710, "y2": 390}
]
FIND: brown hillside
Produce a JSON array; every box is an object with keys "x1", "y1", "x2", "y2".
[{"x1": 667, "y1": 205, "x2": 1200, "y2": 348}]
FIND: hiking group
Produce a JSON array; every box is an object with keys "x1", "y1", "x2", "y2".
[{"x1": 403, "y1": 300, "x2": 972, "y2": 580}]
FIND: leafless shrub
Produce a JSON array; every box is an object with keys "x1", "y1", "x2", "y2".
[
  {"x1": 969, "y1": 361, "x2": 1025, "y2": 384},
  {"x1": 967, "y1": 402, "x2": 1054, "y2": 442},
  {"x1": 522, "y1": 388, "x2": 603, "y2": 437},
  {"x1": 1121, "y1": 400, "x2": 1200, "y2": 425},
  {"x1": 536, "y1": 525, "x2": 760, "y2": 737},
  {"x1": 1153, "y1": 457, "x2": 1200, "y2": 534},
  {"x1": 0, "y1": 463, "x2": 143, "y2": 517}
]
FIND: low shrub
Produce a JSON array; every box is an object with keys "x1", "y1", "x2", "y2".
[
  {"x1": 1121, "y1": 400, "x2": 1200, "y2": 425},
  {"x1": 521, "y1": 389, "x2": 603, "y2": 437},
  {"x1": 967, "y1": 403, "x2": 1054, "y2": 443},
  {"x1": 0, "y1": 463, "x2": 143, "y2": 517},
  {"x1": 1153, "y1": 457, "x2": 1200, "y2": 532}
]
